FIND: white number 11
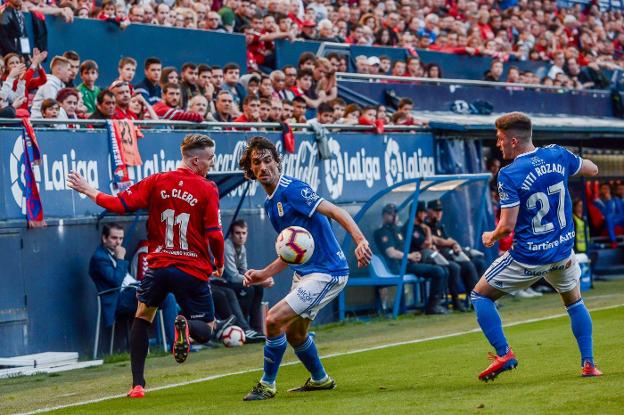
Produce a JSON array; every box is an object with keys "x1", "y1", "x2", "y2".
[{"x1": 161, "y1": 209, "x2": 190, "y2": 250}]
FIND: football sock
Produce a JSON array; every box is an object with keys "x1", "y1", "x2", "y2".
[
  {"x1": 188, "y1": 319, "x2": 213, "y2": 344},
  {"x1": 294, "y1": 335, "x2": 327, "y2": 382},
  {"x1": 471, "y1": 291, "x2": 510, "y2": 356},
  {"x1": 261, "y1": 334, "x2": 287, "y2": 385},
  {"x1": 566, "y1": 298, "x2": 594, "y2": 366},
  {"x1": 130, "y1": 318, "x2": 151, "y2": 387}
]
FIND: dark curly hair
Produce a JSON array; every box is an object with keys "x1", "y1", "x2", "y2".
[{"x1": 239, "y1": 136, "x2": 282, "y2": 180}]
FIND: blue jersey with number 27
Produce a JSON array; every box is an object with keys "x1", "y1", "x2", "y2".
[
  {"x1": 498, "y1": 145, "x2": 582, "y2": 265},
  {"x1": 264, "y1": 175, "x2": 349, "y2": 276}
]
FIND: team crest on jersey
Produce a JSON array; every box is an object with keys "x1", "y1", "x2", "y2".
[
  {"x1": 178, "y1": 181, "x2": 183, "y2": 186},
  {"x1": 277, "y1": 202, "x2": 284, "y2": 217},
  {"x1": 301, "y1": 187, "x2": 320, "y2": 206},
  {"x1": 530, "y1": 156, "x2": 544, "y2": 166}
]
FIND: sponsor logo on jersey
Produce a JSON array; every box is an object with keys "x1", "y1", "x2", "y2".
[{"x1": 301, "y1": 187, "x2": 320, "y2": 206}]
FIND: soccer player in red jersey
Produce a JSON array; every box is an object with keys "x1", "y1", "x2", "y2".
[{"x1": 68, "y1": 134, "x2": 231, "y2": 398}]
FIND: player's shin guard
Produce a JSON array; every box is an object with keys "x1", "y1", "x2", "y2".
[
  {"x1": 471, "y1": 291, "x2": 510, "y2": 356},
  {"x1": 130, "y1": 318, "x2": 151, "y2": 387},
  {"x1": 261, "y1": 334, "x2": 288, "y2": 385},
  {"x1": 294, "y1": 335, "x2": 327, "y2": 382},
  {"x1": 187, "y1": 319, "x2": 213, "y2": 344},
  {"x1": 566, "y1": 298, "x2": 594, "y2": 366}
]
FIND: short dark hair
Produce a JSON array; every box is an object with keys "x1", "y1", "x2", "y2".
[
  {"x1": 292, "y1": 96, "x2": 307, "y2": 105},
  {"x1": 331, "y1": 98, "x2": 346, "y2": 107},
  {"x1": 495, "y1": 112, "x2": 532, "y2": 142},
  {"x1": 163, "y1": 82, "x2": 181, "y2": 93},
  {"x1": 198, "y1": 64, "x2": 211, "y2": 74},
  {"x1": 243, "y1": 95, "x2": 260, "y2": 106},
  {"x1": 231, "y1": 219, "x2": 248, "y2": 230},
  {"x1": 102, "y1": 223, "x2": 124, "y2": 238},
  {"x1": 182, "y1": 62, "x2": 197, "y2": 72},
  {"x1": 297, "y1": 68, "x2": 313, "y2": 80},
  {"x1": 211, "y1": 65, "x2": 223, "y2": 72},
  {"x1": 63, "y1": 50, "x2": 80, "y2": 61},
  {"x1": 398, "y1": 97, "x2": 414, "y2": 108},
  {"x1": 80, "y1": 60, "x2": 99, "y2": 74},
  {"x1": 96, "y1": 89, "x2": 115, "y2": 105},
  {"x1": 318, "y1": 102, "x2": 333, "y2": 114},
  {"x1": 223, "y1": 63, "x2": 240, "y2": 74},
  {"x1": 180, "y1": 134, "x2": 215, "y2": 157},
  {"x1": 298, "y1": 52, "x2": 316, "y2": 68},
  {"x1": 239, "y1": 136, "x2": 282, "y2": 180},
  {"x1": 144, "y1": 57, "x2": 161, "y2": 70}
]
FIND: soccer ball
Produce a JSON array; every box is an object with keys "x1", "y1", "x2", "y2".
[
  {"x1": 275, "y1": 226, "x2": 315, "y2": 265},
  {"x1": 221, "y1": 326, "x2": 245, "y2": 347}
]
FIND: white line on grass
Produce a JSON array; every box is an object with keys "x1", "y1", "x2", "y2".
[{"x1": 16, "y1": 303, "x2": 623, "y2": 415}]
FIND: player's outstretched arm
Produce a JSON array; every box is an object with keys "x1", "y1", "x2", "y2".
[
  {"x1": 316, "y1": 200, "x2": 372, "y2": 267},
  {"x1": 67, "y1": 171, "x2": 127, "y2": 213},
  {"x1": 243, "y1": 257, "x2": 287, "y2": 287},
  {"x1": 578, "y1": 159, "x2": 599, "y2": 177},
  {"x1": 482, "y1": 206, "x2": 519, "y2": 248}
]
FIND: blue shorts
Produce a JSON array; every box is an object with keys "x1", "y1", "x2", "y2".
[{"x1": 138, "y1": 266, "x2": 215, "y2": 322}]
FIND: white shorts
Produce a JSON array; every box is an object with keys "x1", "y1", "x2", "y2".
[
  {"x1": 285, "y1": 273, "x2": 348, "y2": 320},
  {"x1": 484, "y1": 251, "x2": 581, "y2": 294}
]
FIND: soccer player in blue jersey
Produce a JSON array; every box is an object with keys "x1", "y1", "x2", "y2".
[
  {"x1": 239, "y1": 136, "x2": 373, "y2": 401},
  {"x1": 472, "y1": 112, "x2": 602, "y2": 381}
]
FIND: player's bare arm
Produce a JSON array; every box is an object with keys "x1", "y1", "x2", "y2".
[
  {"x1": 315, "y1": 200, "x2": 372, "y2": 267},
  {"x1": 482, "y1": 203, "x2": 520, "y2": 248},
  {"x1": 578, "y1": 159, "x2": 599, "y2": 177},
  {"x1": 243, "y1": 256, "x2": 287, "y2": 286}
]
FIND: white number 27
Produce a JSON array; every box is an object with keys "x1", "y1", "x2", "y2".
[
  {"x1": 161, "y1": 209, "x2": 190, "y2": 250},
  {"x1": 526, "y1": 181, "x2": 566, "y2": 235}
]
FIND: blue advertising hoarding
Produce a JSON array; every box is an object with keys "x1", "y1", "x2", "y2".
[{"x1": 0, "y1": 128, "x2": 435, "y2": 221}]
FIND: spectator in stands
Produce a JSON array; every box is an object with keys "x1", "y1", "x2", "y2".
[
  {"x1": 222, "y1": 219, "x2": 266, "y2": 341},
  {"x1": 367, "y1": 56, "x2": 381, "y2": 75},
  {"x1": 155, "y1": 4, "x2": 170, "y2": 26},
  {"x1": 212, "y1": 90, "x2": 234, "y2": 122},
  {"x1": 40, "y1": 98, "x2": 60, "y2": 121},
  {"x1": 97, "y1": 0, "x2": 130, "y2": 29},
  {"x1": 317, "y1": 19, "x2": 340, "y2": 42},
  {"x1": 426, "y1": 63, "x2": 442, "y2": 79},
  {"x1": 594, "y1": 183, "x2": 624, "y2": 248},
  {"x1": 271, "y1": 69, "x2": 292, "y2": 101},
  {"x1": 547, "y1": 50, "x2": 566, "y2": 80},
  {"x1": 113, "y1": 57, "x2": 137, "y2": 96},
  {"x1": 291, "y1": 68, "x2": 322, "y2": 108},
  {"x1": 259, "y1": 76, "x2": 275, "y2": 99},
  {"x1": 308, "y1": 101, "x2": 334, "y2": 125},
  {"x1": 153, "y1": 83, "x2": 204, "y2": 122},
  {"x1": 221, "y1": 63, "x2": 245, "y2": 111},
  {"x1": 187, "y1": 95, "x2": 210, "y2": 120},
  {"x1": 234, "y1": 94, "x2": 261, "y2": 124},
  {"x1": 0, "y1": 89, "x2": 24, "y2": 118},
  {"x1": 484, "y1": 59, "x2": 504, "y2": 82},
  {"x1": 128, "y1": 5, "x2": 145, "y2": 23},
  {"x1": 2, "y1": 49, "x2": 47, "y2": 111},
  {"x1": 218, "y1": 0, "x2": 238, "y2": 32},
  {"x1": 89, "y1": 89, "x2": 116, "y2": 120},
  {"x1": 210, "y1": 66, "x2": 224, "y2": 92},
  {"x1": 197, "y1": 64, "x2": 215, "y2": 102},
  {"x1": 207, "y1": 12, "x2": 227, "y2": 32},
  {"x1": 31, "y1": 56, "x2": 72, "y2": 118},
  {"x1": 332, "y1": 98, "x2": 346, "y2": 121},
  {"x1": 56, "y1": 87, "x2": 79, "y2": 126},
  {"x1": 406, "y1": 56, "x2": 424, "y2": 77},
  {"x1": 573, "y1": 199, "x2": 589, "y2": 254},
  {"x1": 376, "y1": 104, "x2": 389, "y2": 124},
  {"x1": 244, "y1": 74, "x2": 260, "y2": 98},
  {"x1": 338, "y1": 103, "x2": 360, "y2": 125},
  {"x1": 135, "y1": 57, "x2": 162, "y2": 106},
  {"x1": 128, "y1": 92, "x2": 158, "y2": 120},
  {"x1": 77, "y1": 60, "x2": 101, "y2": 116},
  {"x1": 417, "y1": 13, "x2": 439, "y2": 45},
  {"x1": 426, "y1": 199, "x2": 480, "y2": 299},
  {"x1": 355, "y1": 55, "x2": 369, "y2": 74},
  {"x1": 160, "y1": 67, "x2": 179, "y2": 89},
  {"x1": 300, "y1": 19, "x2": 317, "y2": 40},
  {"x1": 391, "y1": 60, "x2": 407, "y2": 76},
  {"x1": 62, "y1": 51, "x2": 80, "y2": 88},
  {"x1": 180, "y1": 62, "x2": 199, "y2": 109},
  {"x1": 397, "y1": 97, "x2": 413, "y2": 116},
  {"x1": 379, "y1": 55, "x2": 391, "y2": 74},
  {"x1": 0, "y1": 0, "x2": 30, "y2": 56},
  {"x1": 268, "y1": 98, "x2": 283, "y2": 122},
  {"x1": 282, "y1": 64, "x2": 297, "y2": 91},
  {"x1": 281, "y1": 99, "x2": 295, "y2": 122},
  {"x1": 111, "y1": 80, "x2": 135, "y2": 120},
  {"x1": 374, "y1": 203, "x2": 448, "y2": 314},
  {"x1": 285, "y1": 95, "x2": 304, "y2": 122}
]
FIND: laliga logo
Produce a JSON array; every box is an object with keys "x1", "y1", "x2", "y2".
[
  {"x1": 384, "y1": 138, "x2": 403, "y2": 186},
  {"x1": 9, "y1": 135, "x2": 36, "y2": 214},
  {"x1": 323, "y1": 138, "x2": 344, "y2": 200}
]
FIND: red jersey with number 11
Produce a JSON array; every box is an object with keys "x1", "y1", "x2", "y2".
[{"x1": 116, "y1": 167, "x2": 222, "y2": 281}]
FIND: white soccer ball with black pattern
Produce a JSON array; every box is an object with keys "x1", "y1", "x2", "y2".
[
  {"x1": 221, "y1": 325, "x2": 245, "y2": 347},
  {"x1": 275, "y1": 226, "x2": 315, "y2": 265}
]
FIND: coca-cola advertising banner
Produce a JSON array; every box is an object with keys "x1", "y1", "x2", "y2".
[{"x1": 0, "y1": 128, "x2": 434, "y2": 220}]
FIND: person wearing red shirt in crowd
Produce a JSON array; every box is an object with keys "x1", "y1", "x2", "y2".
[
  {"x1": 68, "y1": 134, "x2": 233, "y2": 398},
  {"x1": 98, "y1": 0, "x2": 130, "y2": 29},
  {"x1": 153, "y1": 83, "x2": 204, "y2": 122},
  {"x1": 234, "y1": 95, "x2": 261, "y2": 123},
  {"x1": 111, "y1": 80, "x2": 137, "y2": 120}
]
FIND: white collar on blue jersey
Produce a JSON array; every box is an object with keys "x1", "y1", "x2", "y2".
[
  {"x1": 516, "y1": 147, "x2": 539, "y2": 159},
  {"x1": 267, "y1": 174, "x2": 284, "y2": 200}
]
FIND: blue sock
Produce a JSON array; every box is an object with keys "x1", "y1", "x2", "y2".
[
  {"x1": 294, "y1": 335, "x2": 327, "y2": 382},
  {"x1": 566, "y1": 299, "x2": 594, "y2": 367},
  {"x1": 471, "y1": 291, "x2": 510, "y2": 356},
  {"x1": 260, "y1": 334, "x2": 287, "y2": 385}
]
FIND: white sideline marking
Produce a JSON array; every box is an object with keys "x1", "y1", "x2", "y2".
[{"x1": 16, "y1": 303, "x2": 623, "y2": 415}]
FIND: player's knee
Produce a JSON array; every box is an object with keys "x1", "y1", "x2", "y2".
[
  {"x1": 265, "y1": 314, "x2": 283, "y2": 335},
  {"x1": 286, "y1": 331, "x2": 307, "y2": 346}
]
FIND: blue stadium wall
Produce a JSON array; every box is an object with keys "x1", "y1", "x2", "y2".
[{"x1": 1, "y1": 127, "x2": 487, "y2": 357}]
